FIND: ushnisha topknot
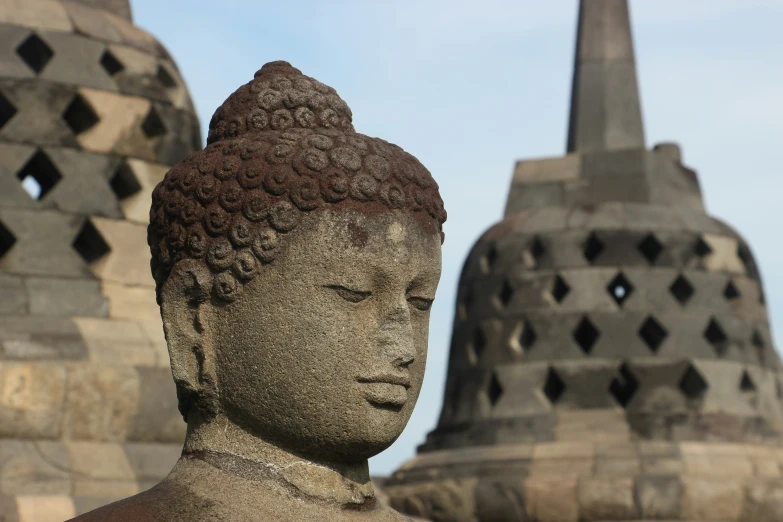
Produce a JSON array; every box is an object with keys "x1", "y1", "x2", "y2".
[{"x1": 148, "y1": 61, "x2": 446, "y2": 303}]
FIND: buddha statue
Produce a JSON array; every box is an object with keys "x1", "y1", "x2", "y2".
[{"x1": 70, "y1": 61, "x2": 446, "y2": 521}]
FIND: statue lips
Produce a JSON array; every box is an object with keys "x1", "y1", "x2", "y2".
[{"x1": 357, "y1": 374, "x2": 411, "y2": 408}]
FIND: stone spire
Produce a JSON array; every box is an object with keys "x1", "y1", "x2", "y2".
[
  {"x1": 567, "y1": 0, "x2": 645, "y2": 153},
  {"x1": 0, "y1": 0, "x2": 199, "y2": 519},
  {"x1": 384, "y1": 1, "x2": 783, "y2": 520}
]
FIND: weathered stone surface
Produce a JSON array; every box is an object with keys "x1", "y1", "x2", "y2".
[
  {"x1": 73, "y1": 88, "x2": 154, "y2": 158},
  {"x1": 0, "y1": 275, "x2": 28, "y2": 315},
  {"x1": 117, "y1": 159, "x2": 168, "y2": 224},
  {"x1": 24, "y1": 277, "x2": 107, "y2": 317},
  {"x1": 127, "y1": 367, "x2": 184, "y2": 443},
  {"x1": 0, "y1": 25, "x2": 36, "y2": 81},
  {"x1": 0, "y1": 80, "x2": 79, "y2": 147},
  {"x1": 681, "y1": 476, "x2": 744, "y2": 520},
  {"x1": 0, "y1": 362, "x2": 67, "y2": 439},
  {"x1": 67, "y1": 442, "x2": 138, "y2": 498},
  {"x1": 70, "y1": 61, "x2": 446, "y2": 521},
  {"x1": 0, "y1": 0, "x2": 201, "y2": 514},
  {"x1": 88, "y1": 217, "x2": 155, "y2": 287},
  {"x1": 16, "y1": 495, "x2": 76, "y2": 521},
  {"x1": 0, "y1": 208, "x2": 92, "y2": 278},
  {"x1": 0, "y1": 0, "x2": 72, "y2": 31},
  {"x1": 635, "y1": 475, "x2": 681, "y2": 519},
  {"x1": 577, "y1": 477, "x2": 638, "y2": 520},
  {"x1": 524, "y1": 478, "x2": 578, "y2": 522},
  {"x1": 0, "y1": 441, "x2": 71, "y2": 496},
  {"x1": 43, "y1": 147, "x2": 124, "y2": 218},
  {"x1": 37, "y1": 31, "x2": 117, "y2": 91},
  {"x1": 74, "y1": 317, "x2": 157, "y2": 366},
  {"x1": 61, "y1": 364, "x2": 140, "y2": 441},
  {"x1": 62, "y1": 0, "x2": 124, "y2": 43}
]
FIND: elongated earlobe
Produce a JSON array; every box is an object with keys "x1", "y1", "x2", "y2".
[{"x1": 160, "y1": 260, "x2": 219, "y2": 421}]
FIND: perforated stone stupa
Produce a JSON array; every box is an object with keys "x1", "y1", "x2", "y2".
[
  {"x1": 384, "y1": 1, "x2": 783, "y2": 520},
  {"x1": 0, "y1": 0, "x2": 200, "y2": 519}
]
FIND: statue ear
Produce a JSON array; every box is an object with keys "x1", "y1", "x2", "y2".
[{"x1": 160, "y1": 260, "x2": 219, "y2": 421}]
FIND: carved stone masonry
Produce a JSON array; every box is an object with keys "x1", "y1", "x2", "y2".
[{"x1": 385, "y1": 1, "x2": 783, "y2": 521}]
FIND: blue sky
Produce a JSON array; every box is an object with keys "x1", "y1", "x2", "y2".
[{"x1": 132, "y1": 0, "x2": 783, "y2": 475}]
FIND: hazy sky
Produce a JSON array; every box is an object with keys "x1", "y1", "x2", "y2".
[{"x1": 132, "y1": 0, "x2": 783, "y2": 475}]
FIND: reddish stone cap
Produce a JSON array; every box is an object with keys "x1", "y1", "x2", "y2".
[{"x1": 207, "y1": 60, "x2": 354, "y2": 144}]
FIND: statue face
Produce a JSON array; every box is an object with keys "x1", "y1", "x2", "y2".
[{"x1": 209, "y1": 210, "x2": 442, "y2": 461}]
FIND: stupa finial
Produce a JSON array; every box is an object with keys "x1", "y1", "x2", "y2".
[{"x1": 566, "y1": 0, "x2": 645, "y2": 153}]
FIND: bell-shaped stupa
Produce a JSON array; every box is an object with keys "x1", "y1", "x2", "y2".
[
  {"x1": 385, "y1": 1, "x2": 783, "y2": 521},
  {"x1": 0, "y1": 0, "x2": 200, "y2": 518}
]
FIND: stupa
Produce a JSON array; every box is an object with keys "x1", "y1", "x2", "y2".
[
  {"x1": 384, "y1": 1, "x2": 783, "y2": 521},
  {"x1": 0, "y1": 0, "x2": 200, "y2": 519}
]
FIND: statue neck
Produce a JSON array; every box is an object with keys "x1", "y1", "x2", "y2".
[{"x1": 181, "y1": 412, "x2": 375, "y2": 508}]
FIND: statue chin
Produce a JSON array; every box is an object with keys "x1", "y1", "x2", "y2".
[{"x1": 68, "y1": 61, "x2": 445, "y2": 522}]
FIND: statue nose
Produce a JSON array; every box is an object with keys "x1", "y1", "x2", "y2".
[{"x1": 377, "y1": 306, "x2": 416, "y2": 367}]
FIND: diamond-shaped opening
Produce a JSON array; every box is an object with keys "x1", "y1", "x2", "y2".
[
  {"x1": 460, "y1": 286, "x2": 475, "y2": 319},
  {"x1": 669, "y1": 275, "x2": 695, "y2": 305},
  {"x1": 679, "y1": 365, "x2": 708, "y2": 400},
  {"x1": 110, "y1": 162, "x2": 142, "y2": 200},
  {"x1": 528, "y1": 236, "x2": 546, "y2": 266},
  {"x1": 638, "y1": 233, "x2": 663, "y2": 264},
  {"x1": 0, "y1": 91, "x2": 17, "y2": 130},
  {"x1": 16, "y1": 150, "x2": 62, "y2": 201},
  {"x1": 16, "y1": 33, "x2": 53, "y2": 74},
  {"x1": 751, "y1": 330, "x2": 765, "y2": 349},
  {"x1": 497, "y1": 280, "x2": 514, "y2": 308},
  {"x1": 704, "y1": 318, "x2": 729, "y2": 356},
  {"x1": 518, "y1": 319, "x2": 537, "y2": 350},
  {"x1": 488, "y1": 372, "x2": 503, "y2": 407},
  {"x1": 639, "y1": 316, "x2": 668, "y2": 354},
  {"x1": 0, "y1": 221, "x2": 17, "y2": 259},
  {"x1": 72, "y1": 219, "x2": 110, "y2": 263},
  {"x1": 573, "y1": 316, "x2": 600, "y2": 355},
  {"x1": 543, "y1": 367, "x2": 566, "y2": 405},
  {"x1": 141, "y1": 106, "x2": 166, "y2": 138},
  {"x1": 482, "y1": 244, "x2": 498, "y2": 273},
  {"x1": 583, "y1": 232, "x2": 605, "y2": 264},
  {"x1": 607, "y1": 272, "x2": 634, "y2": 307},
  {"x1": 694, "y1": 236, "x2": 713, "y2": 257},
  {"x1": 471, "y1": 327, "x2": 487, "y2": 361},
  {"x1": 723, "y1": 281, "x2": 741, "y2": 300},
  {"x1": 63, "y1": 94, "x2": 99, "y2": 135},
  {"x1": 609, "y1": 363, "x2": 639, "y2": 408},
  {"x1": 551, "y1": 274, "x2": 571, "y2": 304},
  {"x1": 157, "y1": 64, "x2": 177, "y2": 88},
  {"x1": 740, "y1": 371, "x2": 757, "y2": 393},
  {"x1": 100, "y1": 49, "x2": 125, "y2": 77}
]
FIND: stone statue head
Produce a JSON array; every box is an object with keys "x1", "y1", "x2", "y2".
[{"x1": 147, "y1": 61, "x2": 446, "y2": 464}]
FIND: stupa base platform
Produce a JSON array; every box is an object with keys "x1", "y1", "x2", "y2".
[{"x1": 384, "y1": 439, "x2": 783, "y2": 521}]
